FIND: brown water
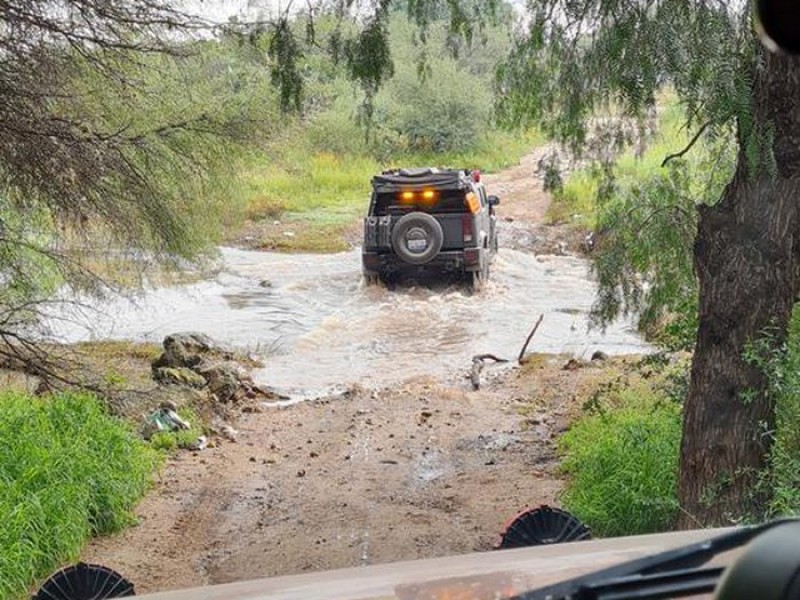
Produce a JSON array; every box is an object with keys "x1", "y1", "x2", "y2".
[{"x1": 49, "y1": 247, "x2": 650, "y2": 396}]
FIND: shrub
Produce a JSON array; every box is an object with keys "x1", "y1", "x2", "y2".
[
  {"x1": 559, "y1": 389, "x2": 682, "y2": 536},
  {"x1": 307, "y1": 102, "x2": 368, "y2": 157},
  {"x1": 372, "y1": 36, "x2": 493, "y2": 155},
  {"x1": 747, "y1": 306, "x2": 800, "y2": 517}
]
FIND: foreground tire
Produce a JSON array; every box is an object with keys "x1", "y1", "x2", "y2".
[
  {"x1": 391, "y1": 212, "x2": 444, "y2": 265},
  {"x1": 496, "y1": 505, "x2": 591, "y2": 549},
  {"x1": 33, "y1": 563, "x2": 135, "y2": 600}
]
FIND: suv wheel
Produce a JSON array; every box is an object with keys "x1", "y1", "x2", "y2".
[
  {"x1": 469, "y1": 255, "x2": 490, "y2": 291},
  {"x1": 391, "y1": 212, "x2": 444, "y2": 265}
]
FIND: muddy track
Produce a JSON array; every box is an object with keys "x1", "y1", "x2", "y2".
[{"x1": 80, "y1": 150, "x2": 614, "y2": 594}]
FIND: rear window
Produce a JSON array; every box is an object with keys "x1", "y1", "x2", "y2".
[{"x1": 373, "y1": 189, "x2": 466, "y2": 216}]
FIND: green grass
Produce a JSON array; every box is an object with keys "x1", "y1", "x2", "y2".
[
  {"x1": 0, "y1": 392, "x2": 158, "y2": 600},
  {"x1": 148, "y1": 406, "x2": 204, "y2": 452},
  {"x1": 760, "y1": 307, "x2": 800, "y2": 518},
  {"x1": 559, "y1": 373, "x2": 683, "y2": 537}
]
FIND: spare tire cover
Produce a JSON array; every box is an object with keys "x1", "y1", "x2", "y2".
[{"x1": 391, "y1": 212, "x2": 444, "y2": 265}]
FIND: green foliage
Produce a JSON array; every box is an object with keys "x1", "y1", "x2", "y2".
[
  {"x1": 560, "y1": 386, "x2": 682, "y2": 536},
  {"x1": 497, "y1": 1, "x2": 750, "y2": 156},
  {"x1": 369, "y1": 17, "x2": 500, "y2": 154},
  {"x1": 345, "y1": 14, "x2": 395, "y2": 123},
  {"x1": 742, "y1": 308, "x2": 800, "y2": 517},
  {"x1": 0, "y1": 33, "x2": 281, "y2": 320},
  {"x1": 372, "y1": 62, "x2": 492, "y2": 153},
  {"x1": 269, "y1": 18, "x2": 305, "y2": 112},
  {"x1": 62, "y1": 40, "x2": 279, "y2": 254},
  {"x1": 551, "y1": 100, "x2": 736, "y2": 349},
  {"x1": 306, "y1": 98, "x2": 370, "y2": 156},
  {"x1": 0, "y1": 392, "x2": 158, "y2": 600}
]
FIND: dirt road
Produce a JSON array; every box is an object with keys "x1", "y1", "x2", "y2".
[{"x1": 81, "y1": 150, "x2": 611, "y2": 594}]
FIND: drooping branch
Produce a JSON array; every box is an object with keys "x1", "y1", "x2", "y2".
[{"x1": 661, "y1": 121, "x2": 712, "y2": 167}]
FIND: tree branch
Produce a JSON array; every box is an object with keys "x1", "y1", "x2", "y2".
[
  {"x1": 518, "y1": 314, "x2": 545, "y2": 363},
  {"x1": 661, "y1": 121, "x2": 712, "y2": 167}
]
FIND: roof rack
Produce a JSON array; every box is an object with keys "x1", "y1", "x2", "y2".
[{"x1": 372, "y1": 168, "x2": 476, "y2": 193}]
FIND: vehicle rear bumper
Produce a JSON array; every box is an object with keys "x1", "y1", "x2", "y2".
[{"x1": 362, "y1": 249, "x2": 482, "y2": 276}]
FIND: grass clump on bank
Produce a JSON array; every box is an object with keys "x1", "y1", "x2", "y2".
[
  {"x1": 0, "y1": 391, "x2": 158, "y2": 600},
  {"x1": 559, "y1": 315, "x2": 800, "y2": 536},
  {"x1": 751, "y1": 306, "x2": 800, "y2": 518},
  {"x1": 558, "y1": 359, "x2": 683, "y2": 536}
]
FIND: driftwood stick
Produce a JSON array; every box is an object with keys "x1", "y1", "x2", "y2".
[
  {"x1": 473, "y1": 353, "x2": 509, "y2": 363},
  {"x1": 518, "y1": 314, "x2": 544, "y2": 363}
]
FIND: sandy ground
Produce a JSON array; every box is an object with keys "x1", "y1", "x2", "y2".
[{"x1": 80, "y1": 149, "x2": 604, "y2": 594}]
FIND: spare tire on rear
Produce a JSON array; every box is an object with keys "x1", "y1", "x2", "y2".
[{"x1": 391, "y1": 212, "x2": 444, "y2": 265}]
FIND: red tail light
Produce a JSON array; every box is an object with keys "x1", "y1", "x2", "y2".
[{"x1": 462, "y1": 214, "x2": 474, "y2": 243}]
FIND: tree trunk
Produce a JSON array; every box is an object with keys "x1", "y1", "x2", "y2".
[{"x1": 678, "y1": 48, "x2": 800, "y2": 527}]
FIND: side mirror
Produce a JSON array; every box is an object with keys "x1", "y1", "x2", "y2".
[
  {"x1": 756, "y1": 0, "x2": 800, "y2": 54},
  {"x1": 488, "y1": 195, "x2": 500, "y2": 206}
]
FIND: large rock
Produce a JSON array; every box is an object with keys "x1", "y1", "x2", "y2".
[
  {"x1": 152, "y1": 332, "x2": 220, "y2": 372},
  {"x1": 195, "y1": 360, "x2": 243, "y2": 403},
  {"x1": 153, "y1": 367, "x2": 207, "y2": 388},
  {"x1": 151, "y1": 333, "x2": 278, "y2": 404}
]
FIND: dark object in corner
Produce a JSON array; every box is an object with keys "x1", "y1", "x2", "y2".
[
  {"x1": 496, "y1": 505, "x2": 591, "y2": 549},
  {"x1": 33, "y1": 562, "x2": 134, "y2": 600}
]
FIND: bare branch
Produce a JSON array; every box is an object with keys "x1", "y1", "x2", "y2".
[
  {"x1": 518, "y1": 314, "x2": 545, "y2": 363},
  {"x1": 661, "y1": 121, "x2": 712, "y2": 167}
]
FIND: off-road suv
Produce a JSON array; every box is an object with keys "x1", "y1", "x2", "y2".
[{"x1": 362, "y1": 167, "x2": 499, "y2": 287}]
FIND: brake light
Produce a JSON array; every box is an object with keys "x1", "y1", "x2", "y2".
[
  {"x1": 465, "y1": 192, "x2": 480, "y2": 214},
  {"x1": 462, "y1": 214, "x2": 474, "y2": 243},
  {"x1": 421, "y1": 189, "x2": 436, "y2": 201},
  {"x1": 400, "y1": 191, "x2": 415, "y2": 202}
]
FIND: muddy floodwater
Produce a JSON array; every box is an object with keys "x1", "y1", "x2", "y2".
[{"x1": 50, "y1": 247, "x2": 650, "y2": 396}]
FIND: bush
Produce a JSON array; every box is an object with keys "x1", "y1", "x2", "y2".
[
  {"x1": 373, "y1": 60, "x2": 493, "y2": 154},
  {"x1": 749, "y1": 306, "x2": 800, "y2": 517},
  {"x1": 369, "y1": 17, "x2": 494, "y2": 156},
  {"x1": 559, "y1": 389, "x2": 682, "y2": 536},
  {"x1": 307, "y1": 101, "x2": 368, "y2": 157},
  {"x1": 0, "y1": 392, "x2": 158, "y2": 600}
]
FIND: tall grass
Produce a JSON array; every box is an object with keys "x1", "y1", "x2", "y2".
[
  {"x1": 753, "y1": 306, "x2": 800, "y2": 517},
  {"x1": 559, "y1": 314, "x2": 800, "y2": 535},
  {"x1": 559, "y1": 371, "x2": 683, "y2": 537},
  {"x1": 0, "y1": 392, "x2": 158, "y2": 600}
]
